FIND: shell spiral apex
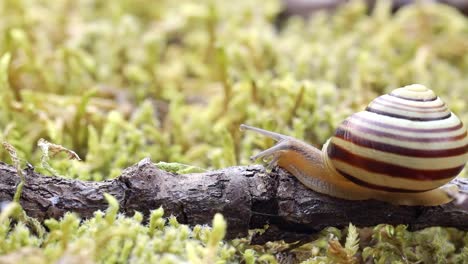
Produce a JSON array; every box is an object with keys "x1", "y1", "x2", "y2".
[
  {"x1": 326, "y1": 84, "x2": 468, "y2": 193},
  {"x1": 391, "y1": 84, "x2": 436, "y2": 101}
]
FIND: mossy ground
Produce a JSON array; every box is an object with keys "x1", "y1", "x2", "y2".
[{"x1": 0, "y1": 0, "x2": 467, "y2": 263}]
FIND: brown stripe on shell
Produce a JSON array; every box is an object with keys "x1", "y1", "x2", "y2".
[
  {"x1": 372, "y1": 98, "x2": 448, "y2": 113},
  {"x1": 334, "y1": 127, "x2": 468, "y2": 157},
  {"x1": 337, "y1": 170, "x2": 427, "y2": 193},
  {"x1": 341, "y1": 119, "x2": 467, "y2": 142},
  {"x1": 327, "y1": 143, "x2": 465, "y2": 180},
  {"x1": 352, "y1": 114, "x2": 463, "y2": 133},
  {"x1": 365, "y1": 107, "x2": 452, "y2": 121},
  {"x1": 378, "y1": 96, "x2": 446, "y2": 109},
  {"x1": 389, "y1": 93, "x2": 437, "y2": 102}
]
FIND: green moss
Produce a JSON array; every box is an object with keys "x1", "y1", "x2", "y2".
[
  {"x1": 1, "y1": 196, "x2": 277, "y2": 263},
  {"x1": 0, "y1": 0, "x2": 467, "y2": 262}
]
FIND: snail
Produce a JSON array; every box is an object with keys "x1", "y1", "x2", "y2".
[{"x1": 241, "y1": 84, "x2": 468, "y2": 205}]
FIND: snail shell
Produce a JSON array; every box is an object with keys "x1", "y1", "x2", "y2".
[
  {"x1": 241, "y1": 84, "x2": 468, "y2": 205},
  {"x1": 325, "y1": 84, "x2": 468, "y2": 193}
]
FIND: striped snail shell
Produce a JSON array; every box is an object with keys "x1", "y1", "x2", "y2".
[
  {"x1": 241, "y1": 84, "x2": 468, "y2": 205},
  {"x1": 324, "y1": 84, "x2": 468, "y2": 193}
]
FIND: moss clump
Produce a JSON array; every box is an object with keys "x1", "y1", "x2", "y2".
[
  {"x1": 0, "y1": 196, "x2": 275, "y2": 263},
  {"x1": 2, "y1": 203, "x2": 467, "y2": 263},
  {"x1": 0, "y1": 0, "x2": 467, "y2": 262},
  {"x1": 293, "y1": 224, "x2": 468, "y2": 263}
]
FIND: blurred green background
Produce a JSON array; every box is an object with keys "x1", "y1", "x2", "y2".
[
  {"x1": 1, "y1": 0, "x2": 467, "y2": 180},
  {"x1": 0, "y1": 0, "x2": 467, "y2": 263}
]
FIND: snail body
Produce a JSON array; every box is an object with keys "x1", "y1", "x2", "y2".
[{"x1": 241, "y1": 84, "x2": 468, "y2": 205}]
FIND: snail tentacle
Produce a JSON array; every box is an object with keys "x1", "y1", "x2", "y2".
[
  {"x1": 240, "y1": 124, "x2": 295, "y2": 167},
  {"x1": 265, "y1": 154, "x2": 280, "y2": 171},
  {"x1": 248, "y1": 141, "x2": 289, "y2": 162},
  {"x1": 240, "y1": 124, "x2": 289, "y2": 141},
  {"x1": 240, "y1": 124, "x2": 292, "y2": 168}
]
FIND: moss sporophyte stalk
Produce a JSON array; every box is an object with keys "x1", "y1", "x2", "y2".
[{"x1": 0, "y1": 0, "x2": 467, "y2": 263}]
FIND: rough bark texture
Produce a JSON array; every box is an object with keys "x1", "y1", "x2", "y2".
[{"x1": 0, "y1": 159, "x2": 468, "y2": 243}]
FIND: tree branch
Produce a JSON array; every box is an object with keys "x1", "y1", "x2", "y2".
[{"x1": 0, "y1": 159, "x2": 467, "y2": 242}]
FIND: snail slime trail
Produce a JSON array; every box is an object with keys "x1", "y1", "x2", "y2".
[{"x1": 242, "y1": 84, "x2": 468, "y2": 206}]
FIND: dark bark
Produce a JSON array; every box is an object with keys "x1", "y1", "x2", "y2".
[
  {"x1": 282, "y1": 0, "x2": 468, "y2": 17},
  {"x1": 0, "y1": 159, "x2": 467, "y2": 243}
]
